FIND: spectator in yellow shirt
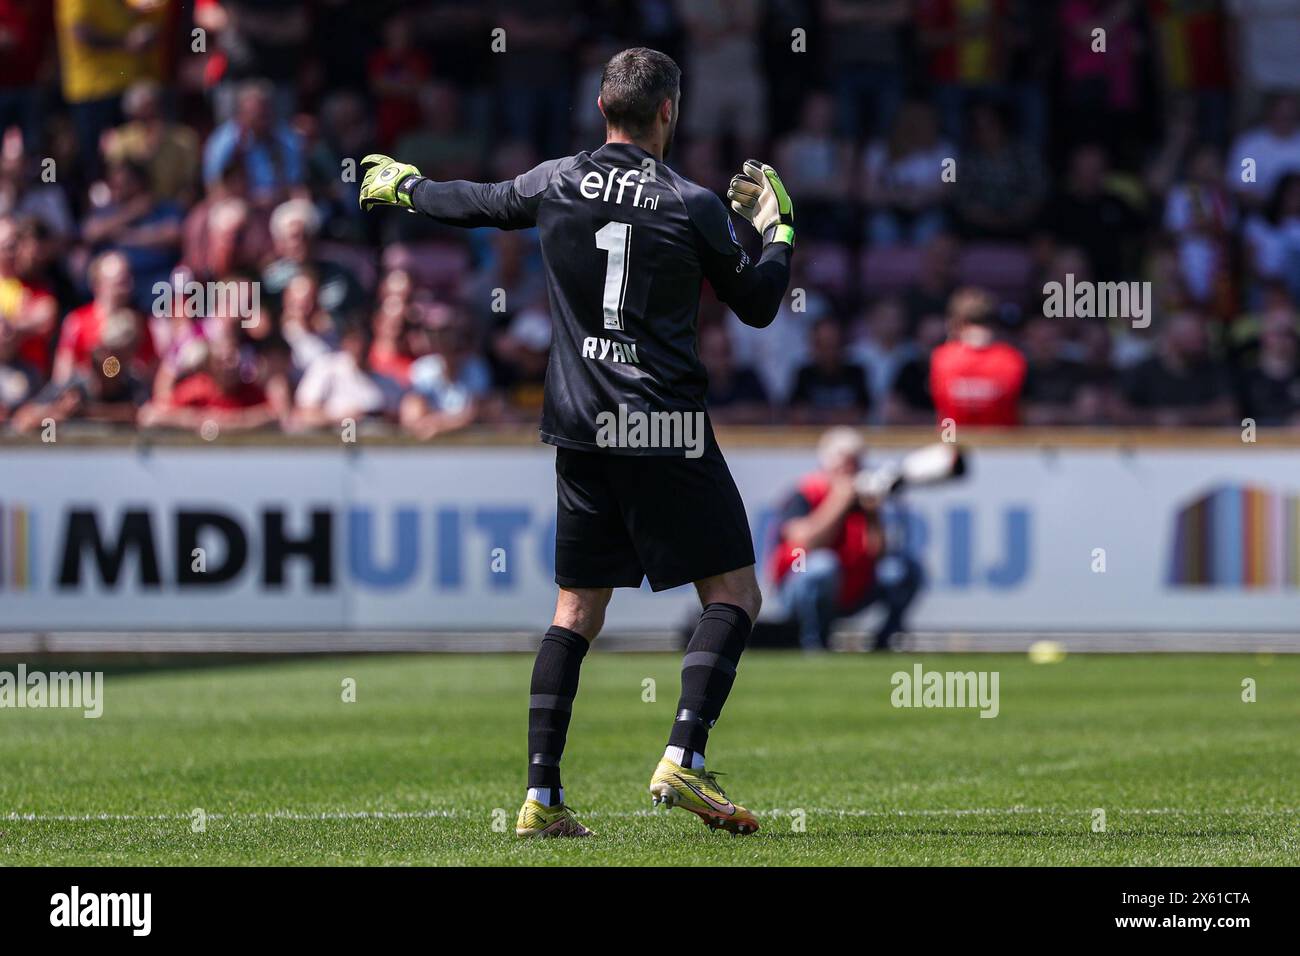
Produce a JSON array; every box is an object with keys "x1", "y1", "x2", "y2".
[
  {"x1": 103, "y1": 80, "x2": 199, "y2": 204},
  {"x1": 55, "y1": 0, "x2": 169, "y2": 179}
]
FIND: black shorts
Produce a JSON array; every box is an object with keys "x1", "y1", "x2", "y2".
[{"x1": 554, "y1": 440, "x2": 756, "y2": 592}]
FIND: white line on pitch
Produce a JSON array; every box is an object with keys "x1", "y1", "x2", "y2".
[{"x1": 3, "y1": 807, "x2": 1297, "y2": 823}]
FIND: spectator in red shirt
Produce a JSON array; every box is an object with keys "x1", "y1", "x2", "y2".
[
  {"x1": 769, "y1": 427, "x2": 924, "y2": 651},
  {"x1": 367, "y1": 292, "x2": 414, "y2": 387},
  {"x1": 916, "y1": 0, "x2": 1013, "y2": 142},
  {"x1": 367, "y1": 13, "x2": 430, "y2": 150},
  {"x1": 367, "y1": 269, "x2": 419, "y2": 386},
  {"x1": 0, "y1": 0, "x2": 54, "y2": 152},
  {"x1": 1058, "y1": 0, "x2": 1143, "y2": 153},
  {"x1": 52, "y1": 250, "x2": 158, "y2": 385},
  {"x1": 12, "y1": 307, "x2": 149, "y2": 432},
  {"x1": 929, "y1": 287, "x2": 1026, "y2": 427},
  {"x1": 0, "y1": 213, "x2": 56, "y2": 374},
  {"x1": 138, "y1": 333, "x2": 276, "y2": 433},
  {"x1": 0, "y1": 314, "x2": 38, "y2": 420}
]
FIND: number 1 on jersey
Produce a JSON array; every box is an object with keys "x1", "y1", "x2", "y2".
[{"x1": 595, "y1": 221, "x2": 631, "y2": 331}]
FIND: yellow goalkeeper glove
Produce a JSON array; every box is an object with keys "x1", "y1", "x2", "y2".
[
  {"x1": 359, "y1": 153, "x2": 423, "y2": 212},
  {"x1": 727, "y1": 159, "x2": 794, "y2": 247}
]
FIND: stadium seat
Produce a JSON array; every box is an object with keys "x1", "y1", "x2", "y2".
[
  {"x1": 382, "y1": 241, "x2": 472, "y2": 292},
  {"x1": 800, "y1": 242, "x2": 852, "y2": 298},
  {"x1": 957, "y1": 243, "x2": 1034, "y2": 299},
  {"x1": 861, "y1": 246, "x2": 925, "y2": 296}
]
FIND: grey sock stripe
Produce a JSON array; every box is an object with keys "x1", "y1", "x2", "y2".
[
  {"x1": 682, "y1": 651, "x2": 736, "y2": 676},
  {"x1": 529, "y1": 694, "x2": 573, "y2": 712}
]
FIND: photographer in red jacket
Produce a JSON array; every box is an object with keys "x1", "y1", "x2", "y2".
[{"x1": 769, "y1": 428, "x2": 924, "y2": 651}]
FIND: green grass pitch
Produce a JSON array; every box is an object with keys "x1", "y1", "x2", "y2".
[{"x1": 2, "y1": 652, "x2": 1297, "y2": 866}]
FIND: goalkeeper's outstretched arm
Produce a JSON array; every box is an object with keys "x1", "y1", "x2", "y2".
[
  {"x1": 362, "y1": 152, "x2": 794, "y2": 328},
  {"x1": 359, "y1": 153, "x2": 565, "y2": 230}
]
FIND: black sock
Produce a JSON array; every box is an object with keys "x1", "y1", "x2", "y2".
[
  {"x1": 668, "y1": 603, "x2": 752, "y2": 759},
  {"x1": 527, "y1": 625, "x2": 589, "y2": 793}
]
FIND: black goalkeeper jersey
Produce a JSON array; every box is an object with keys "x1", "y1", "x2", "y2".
[{"x1": 409, "y1": 141, "x2": 792, "y2": 453}]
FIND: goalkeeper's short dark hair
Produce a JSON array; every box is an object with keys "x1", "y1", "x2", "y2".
[{"x1": 599, "y1": 47, "x2": 681, "y2": 136}]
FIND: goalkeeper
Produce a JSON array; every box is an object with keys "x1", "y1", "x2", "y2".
[{"x1": 359, "y1": 48, "x2": 793, "y2": 837}]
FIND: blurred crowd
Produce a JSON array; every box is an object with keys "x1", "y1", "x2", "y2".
[{"x1": 2, "y1": 0, "x2": 1300, "y2": 436}]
